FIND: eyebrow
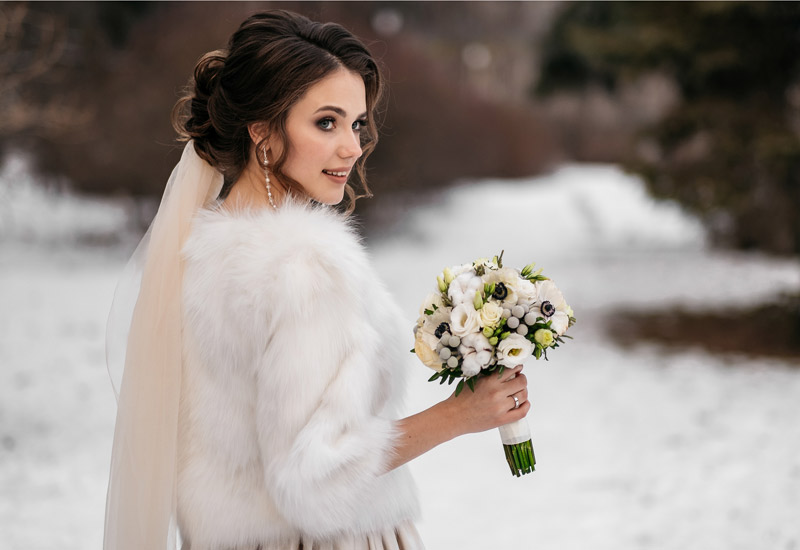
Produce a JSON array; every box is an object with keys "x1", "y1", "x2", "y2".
[{"x1": 314, "y1": 105, "x2": 368, "y2": 118}]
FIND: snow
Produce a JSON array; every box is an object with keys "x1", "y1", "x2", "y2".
[{"x1": 1, "y1": 159, "x2": 798, "y2": 549}]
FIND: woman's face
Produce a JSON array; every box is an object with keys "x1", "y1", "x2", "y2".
[{"x1": 270, "y1": 68, "x2": 367, "y2": 205}]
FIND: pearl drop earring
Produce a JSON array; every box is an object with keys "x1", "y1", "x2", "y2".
[{"x1": 263, "y1": 147, "x2": 277, "y2": 210}]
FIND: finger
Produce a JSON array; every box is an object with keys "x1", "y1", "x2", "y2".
[
  {"x1": 506, "y1": 373, "x2": 527, "y2": 392},
  {"x1": 512, "y1": 400, "x2": 531, "y2": 419},
  {"x1": 508, "y1": 386, "x2": 528, "y2": 407},
  {"x1": 500, "y1": 364, "x2": 523, "y2": 382}
]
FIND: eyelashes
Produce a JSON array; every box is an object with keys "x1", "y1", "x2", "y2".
[{"x1": 316, "y1": 117, "x2": 369, "y2": 132}]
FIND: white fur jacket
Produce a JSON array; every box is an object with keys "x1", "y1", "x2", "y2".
[{"x1": 177, "y1": 201, "x2": 420, "y2": 548}]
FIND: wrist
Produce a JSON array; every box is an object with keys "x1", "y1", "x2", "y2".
[{"x1": 434, "y1": 398, "x2": 466, "y2": 441}]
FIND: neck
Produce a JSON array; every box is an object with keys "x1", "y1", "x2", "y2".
[{"x1": 225, "y1": 162, "x2": 287, "y2": 211}]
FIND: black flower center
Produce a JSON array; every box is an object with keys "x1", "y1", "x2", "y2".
[
  {"x1": 435, "y1": 322, "x2": 451, "y2": 339},
  {"x1": 540, "y1": 301, "x2": 555, "y2": 317},
  {"x1": 492, "y1": 282, "x2": 508, "y2": 300}
]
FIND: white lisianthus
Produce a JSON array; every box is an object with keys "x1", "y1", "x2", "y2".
[
  {"x1": 533, "y1": 280, "x2": 570, "y2": 336},
  {"x1": 448, "y1": 271, "x2": 484, "y2": 307},
  {"x1": 497, "y1": 333, "x2": 534, "y2": 367},
  {"x1": 459, "y1": 332, "x2": 494, "y2": 377},
  {"x1": 415, "y1": 329, "x2": 444, "y2": 371},
  {"x1": 479, "y1": 301, "x2": 503, "y2": 330},
  {"x1": 449, "y1": 303, "x2": 481, "y2": 337}
]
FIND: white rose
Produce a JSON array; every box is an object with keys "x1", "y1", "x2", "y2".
[
  {"x1": 497, "y1": 334, "x2": 533, "y2": 367},
  {"x1": 479, "y1": 301, "x2": 503, "y2": 329},
  {"x1": 449, "y1": 303, "x2": 481, "y2": 337}
]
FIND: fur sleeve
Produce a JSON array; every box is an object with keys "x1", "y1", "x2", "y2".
[{"x1": 183, "y1": 203, "x2": 407, "y2": 537}]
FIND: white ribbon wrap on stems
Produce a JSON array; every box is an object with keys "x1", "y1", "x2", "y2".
[{"x1": 498, "y1": 418, "x2": 532, "y2": 445}]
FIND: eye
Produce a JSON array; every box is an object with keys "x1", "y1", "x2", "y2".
[
  {"x1": 317, "y1": 117, "x2": 335, "y2": 130},
  {"x1": 352, "y1": 118, "x2": 368, "y2": 132}
]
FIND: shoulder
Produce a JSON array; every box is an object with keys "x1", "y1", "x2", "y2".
[
  {"x1": 184, "y1": 199, "x2": 364, "y2": 263},
  {"x1": 182, "y1": 199, "x2": 374, "y2": 318}
]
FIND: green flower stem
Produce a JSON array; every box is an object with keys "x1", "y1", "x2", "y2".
[{"x1": 503, "y1": 440, "x2": 536, "y2": 477}]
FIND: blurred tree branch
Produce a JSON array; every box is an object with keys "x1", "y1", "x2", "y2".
[
  {"x1": 536, "y1": 1, "x2": 800, "y2": 256},
  {"x1": 0, "y1": 2, "x2": 90, "y2": 137}
]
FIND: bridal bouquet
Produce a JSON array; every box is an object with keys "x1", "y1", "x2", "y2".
[{"x1": 413, "y1": 252, "x2": 575, "y2": 477}]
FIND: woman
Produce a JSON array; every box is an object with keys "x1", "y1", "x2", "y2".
[{"x1": 104, "y1": 10, "x2": 530, "y2": 550}]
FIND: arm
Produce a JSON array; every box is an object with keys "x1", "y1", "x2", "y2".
[{"x1": 387, "y1": 365, "x2": 530, "y2": 471}]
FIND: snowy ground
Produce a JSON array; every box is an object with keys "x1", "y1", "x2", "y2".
[{"x1": 1, "y1": 161, "x2": 799, "y2": 549}]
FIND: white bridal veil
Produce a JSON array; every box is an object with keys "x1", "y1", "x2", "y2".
[{"x1": 104, "y1": 142, "x2": 223, "y2": 550}]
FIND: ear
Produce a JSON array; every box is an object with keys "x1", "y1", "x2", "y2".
[{"x1": 247, "y1": 122, "x2": 270, "y2": 152}]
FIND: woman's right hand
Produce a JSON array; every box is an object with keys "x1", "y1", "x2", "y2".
[{"x1": 443, "y1": 364, "x2": 530, "y2": 436}]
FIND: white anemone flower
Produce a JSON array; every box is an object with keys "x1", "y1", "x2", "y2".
[
  {"x1": 483, "y1": 267, "x2": 521, "y2": 306},
  {"x1": 533, "y1": 280, "x2": 570, "y2": 335}
]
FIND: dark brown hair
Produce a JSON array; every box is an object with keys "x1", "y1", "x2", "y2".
[{"x1": 172, "y1": 10, "x2": 384, "y2": 212}]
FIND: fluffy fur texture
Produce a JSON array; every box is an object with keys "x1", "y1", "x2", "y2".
[{"x1": 177, "y1": 201, "x2": 420, "y2": 549}]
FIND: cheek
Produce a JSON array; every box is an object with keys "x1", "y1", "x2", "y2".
[{"x1": 286, "y1": 134, "x2": 326, "y2": 172}]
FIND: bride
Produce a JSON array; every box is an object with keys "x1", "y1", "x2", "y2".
[{"x1": 104, "y1": 10, "x2": 530, "y2": 550}]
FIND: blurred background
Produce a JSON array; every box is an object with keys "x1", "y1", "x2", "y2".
[{"x1": 1, "y1": 2, "x2": 799, "y2": 549}]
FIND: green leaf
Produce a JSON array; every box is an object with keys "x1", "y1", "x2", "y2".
[
  {"x1": 455, "y1": 379, "x2": 465, "y2": 396},
  {"x1": 424, "y1": 308, "x2": 434, "y2": 316},
  {"x1": 467, "y1": 377, "x2": 476, "y2": 392},
  {"x1": 428, "y1": 371, "x2": 440, "y2": 382}
]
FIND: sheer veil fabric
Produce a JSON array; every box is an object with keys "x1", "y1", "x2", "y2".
[{"x1": 104, "y1": 142, "x2": 223, "y2": 550}]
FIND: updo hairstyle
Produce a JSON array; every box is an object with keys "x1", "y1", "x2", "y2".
[{"x1": 172, "y1": 10, "x2": 384, "y2": 212}]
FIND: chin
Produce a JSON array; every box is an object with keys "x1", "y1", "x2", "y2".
[{"x1": 314, "y1": 189, "x2": 346, "y2": 206}]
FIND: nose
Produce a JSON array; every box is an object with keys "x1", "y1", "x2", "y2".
[{"x1": 338, "y1": 130, "x2": 362, "y2": 159}]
